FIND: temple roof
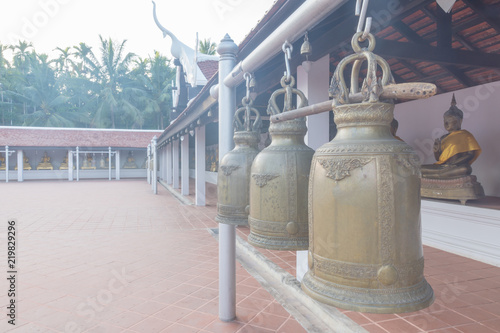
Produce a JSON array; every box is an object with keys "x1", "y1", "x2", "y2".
[
  {"x1": 0, "y1": 127, "x2": 163, "y2": 148},
  {"x1": 197, "y1": 60, "x2": 219, "y2": 81}
]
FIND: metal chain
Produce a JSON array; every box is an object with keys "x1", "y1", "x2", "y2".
[{"x1": 282, "y1": 41, "x2": 293, "y2": 83}]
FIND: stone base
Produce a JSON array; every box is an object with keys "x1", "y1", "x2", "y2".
[
  {"x1": 301, "y1": 271, "x2": 434, "y2": 314},
  {"x1": 421, "y1": 175, "x2": 485, "y2": 205}
]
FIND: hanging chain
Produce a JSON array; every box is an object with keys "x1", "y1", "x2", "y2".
[
  {"x1": 243, "y1": 72, "x2": 252, "y2": 104},
  {"x1": 282, "y1": 41, "x2": 293, "y2": 83},
  {"x1": 356, "y1": 0, "x2": 372, "y2": 41}
]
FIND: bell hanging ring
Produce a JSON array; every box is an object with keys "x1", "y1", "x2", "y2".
[
  {"x1": 301, "y1": 32, "x2": 434, "y2": 313},
  {"x1": 216, "y1": 93, "x2": 262, "y2": 226},
  {"x1": 248, "y1": 75, "x2": 314, "y2": 250}
]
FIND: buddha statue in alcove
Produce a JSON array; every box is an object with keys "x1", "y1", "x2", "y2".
[
  {"x1": 123, "y1": 151, "x2": 138, "y2": 169},
  {"x1": 421, "y1": 94, "x2": 484, "y2": 204},
  {"x1": 36, "y1": 152, "x2": 54, "y2": 170},
  {"x1": 0, "y1": 154, "x2": 5, "y2": 170}
]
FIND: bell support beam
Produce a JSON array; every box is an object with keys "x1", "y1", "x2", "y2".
[{"x1": 218, "y1": 34, "x2": 238, "y2": 322}]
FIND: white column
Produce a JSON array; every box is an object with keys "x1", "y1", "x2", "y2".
[
  {"x1": 68, "y1": 150, "x2": 73, "y2": 181},
  {"x1": 108, "y1": 147, "x2": 112, "y2": 181},
  {"x1": 17, "y1": 150, "x2": 23, "y2": 182},
  {"x1": 76, "y1": 146, "x2": 80, "y2": 182},
  {"x1": 5, "y1": 146, "x2": 9, "y2": 183},
  {"x1": 167, "y1": 142, "x2": 173, "y2": 185},
  {"x1": 163, "y1": 148, "x2": 167, "y2": 180},
  {"x1": 296, "y1": 54, "x2": 330, "y2": 282},
  {"x1": 195, "y1": 125, "x2": 206, "y2": 206},
  {"x1": 181, "y1": 134, "x2": 189, "y2": 196},
  {"x1": 172, "y1": 139, "x2": 180, "y2": 189},
  {"x1": 147, "y1": 144, "x2": 151, "y2": 184},
  {"x1": 153, "y1": 137, "x2": 158, "y2": 194},
  {"x1": 116, "y1": 150, "x2": 120, "y2": 180},
  {"x1": 218, "y1": 34, "x2": 238, "y2": 322}
]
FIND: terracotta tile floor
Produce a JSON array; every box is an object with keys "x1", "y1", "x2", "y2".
[
  {"x1": 1, "y1": 178, "x2": 499, "y2": 333},
  {"x1": 0, "y1": 180, "x2": 305, "y2": 333}
]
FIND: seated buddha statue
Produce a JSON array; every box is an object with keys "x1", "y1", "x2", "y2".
[
  {"x1": 59, "y1": 155, "x2": 73, "y2": 170},
  {"x1": 123, "y1": 151, "x2": 138, "y2": 169},
  {"x1": 391, "y1": 118, "x2": 404, "y2": 142},
  {"x1": 0, "y1": 154, "x2": 6, "y2": 170},
  {"x1": 420, "y1": 95, "x2": 484, "y2": 204},
  {"x1": 37, "y1": 152, "x2": 54, "y2": 170},
  {"x1": 15, "y1": 156, "x2": 32, "y2": 170},
  {"x1": 421, "y1": 95, "x2": 481, "y2": 179}
]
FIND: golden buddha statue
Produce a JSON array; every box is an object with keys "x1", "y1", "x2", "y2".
[
  {"x1": 0, "y1": 154, "x2": 6, "y2": 170},
  {"x1": 391, "y1": 118, "x2": 404, "y2": 142},
  {"x1": 36, "y1": 152, "x2": 54, "y2": 170},
  {"x1": 59, "y1": 155, "x2": 74, "y2": 170},
  {"x1": 123, "y1": 151, "x2": 138, "y2": 169},
  {"x1": 421, "y1": 95, "x2": 484, "y2": 204},
  {"x1": 82, "y1": 153, "x2": 96, "y2": 169},
  {"x1": 15, "y1": 156, "x2": 32, "y2": 170}
]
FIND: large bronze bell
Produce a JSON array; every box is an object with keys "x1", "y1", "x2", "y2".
[
  {"x1": 248, "y1": 76, "x2": 314, "y2": 250},
  {"x1": 301, "y1": 32, "x2": 434, "y2": 313},
  {"x1": 216, "y1": 96, "x2": 261, "y2": 225}
]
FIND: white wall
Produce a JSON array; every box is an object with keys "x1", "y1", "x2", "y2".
[{"x1": 395, "y1": 81, "x2": 500, "y2": 197}]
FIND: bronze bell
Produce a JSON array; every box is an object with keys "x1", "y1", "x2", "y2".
[
  {"x1": 248, "y1": 76, "x2": 314, "y2": 250},
  {"x1": 301, "y1": 32, "x2": 434, "y2": 313},
  {"x1": 300, "y1": 32, "x2": 312, "y2": 60},
  {"x1": 216, "y1": 97, "x2": 262, "y2": 225}
]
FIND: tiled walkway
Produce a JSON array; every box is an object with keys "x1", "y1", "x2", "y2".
[
  {"x1": 0, "y1": 180, "x2": 305, "y2": 332},
  {"x1": 1, "y1": 179, "x2": 499, "y2": 333}
]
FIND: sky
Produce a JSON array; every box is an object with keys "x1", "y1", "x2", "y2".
[{"x1": 0, "y1": 0, "x2": 277, "y2": 61}]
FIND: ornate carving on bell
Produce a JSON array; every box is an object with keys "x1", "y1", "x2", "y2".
[
  {"x1": 248, "y1": 73, "x2": 314, "y2": 250},
  {"x1": 216, "y1": 81, "x2": 262, "y2": 226},
  {"x1": 301, "y1": 32, "x2": 434, "y2": 313}
]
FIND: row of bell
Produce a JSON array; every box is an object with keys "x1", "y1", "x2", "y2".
[{"x1": 216, "y1": 33, "x2": 433, "y2": 314}]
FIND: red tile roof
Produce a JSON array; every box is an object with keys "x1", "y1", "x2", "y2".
[
  {"x1": 198, "y1": 60, "x2": 219, "y2": 81},
  {"x1": 0, "y1": 127, "x2": 163, "y2": 148}
]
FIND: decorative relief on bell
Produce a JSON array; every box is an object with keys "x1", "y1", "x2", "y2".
[
  {"x1": 317, "y1": 157, "x2": 373, "y2": 181},
  {"x1": 251, "y1": 174, "x2": 279, "y2": 188},
  {"x1": 220, "y1": 165, "x2": 240, "y2": 176}
]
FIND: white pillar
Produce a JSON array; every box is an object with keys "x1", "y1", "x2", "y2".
[
  {"x1": 296, "y1": 54, "x2": 330, "y2": 282},
  {"x1": 172, "y1": 139, "x2": 180, "y2": 189},
  {"x1": 147, "y1": 144, "x2": 151, "y2": 184},
  {"x1": 116, "y1": 150, "x2": 120, "y2": 180},
  {"x1": 153, "y1": 137, "x2": 158, "y2": 194},
  {"x1": 76, "y1": 146, "x2": 80, "y2": 182},
  {"x1": 108, "y1": 147, "x2": 112, "y2": 181},
  {"x1": 17, "y1": 150, "x2": 23, "y2": 182},
  {"x1": 195, "y1": 125, "x2": 206, "y2": 206},
  {"x1": 5, "y1": 146, "x2": 9, "y2": 183},
  {"x1": 167, "y1": 142, "x2": 173, "y2": 185},
  {"x1": 68, "y1": 150, "x2": 73, "y2": 181},
  {"x1": 163, "y1": 148, "x2": 167, "y2": 180},
  {"x1": 218, "y1": 34, "x2": 238, "y2": 322},
  {"x1": 181, "y1": 134, "x2": 189, "y2": 196}
]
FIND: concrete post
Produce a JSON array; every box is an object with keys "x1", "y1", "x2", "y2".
[
  {"x1": 181, "y1": 134, "x2": 189, "y2": 196},
  {"x1": 108, "y1": 146, "x2": 112, "y2": 181},
  {"x1": 195, "y1": 125, "x2": 206, "y2": 206},
  {"x1": 116, "y1": 150, "x2": 120, "y2": 180},
  {"x1": 296, "y1": 54, "x2": 330, "y2": 282},
  {"x1": 147, "y1": 144, "x2": 151, "y2": 185},
  {"x1": 167, "y1": 142, "x2": 173, "y2": 185},
  {"x1": 4, "y1": 146, "x2": 8, "y2": 183},
  {"x1": 172, "y1": 139, "x2": 180, "y2": 189},
  {"x1": 153, "y1": 137, "x2": 158, "y2": 194},
  {"x1": 68, "y1": 150, "x2": 73, "y2": 181},
  {"x1": 17, "y1": 150, "x2": 23, "y2": 182},
  {"x1": 76, "y1": 146, "x2": 80, "y2": 182},
  {"x1": 218, "y1": 34, "x2": 238, "y2": 322}
]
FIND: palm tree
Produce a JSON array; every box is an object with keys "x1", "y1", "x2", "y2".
[
  {"x1": 199, "y1": 38, "x2": 217, "y2": 55},
  {"x1": 84, "y1": 36, "x2": 137, "y2": 128},
  {"x1": 9, "y1": 40, "x2": 33, "y2": 74}
]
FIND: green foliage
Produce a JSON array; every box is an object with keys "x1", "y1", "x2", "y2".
[
  {"x1": 199, "y1": 38, "x2": 217, "y2": 55},
  {"x1": 0, "y1": 37, "x2": 176, "y2": 129}
]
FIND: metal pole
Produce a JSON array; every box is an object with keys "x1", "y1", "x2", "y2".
[
  {"x1": 147, "y1": 144, "x2": 151, "y2": 185},
  {"x1": 108, "y1": 146, "x2": 112, "y2": 181},
  {"x1": 76, "y1": 146, "x2": 80, "y2": 181},
  {"x1": 116, "y1": 150, "x2": 120, "y2": 180},
  {"x1": 17, "y1": 150, "x2": 23, "y2": 182},
  {"x1": 5, "y1": 146, "x2": 9, "y2": 183},
  {"x1": 218, "y1": 34, "x2": 238, "y2": 322}
]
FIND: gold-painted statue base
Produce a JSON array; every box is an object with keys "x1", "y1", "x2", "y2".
[
  {"x1": 421, "y1": 175, "x2": 485, "y2": 205},
  {"x1": 303, "y1": 102, "x2": 434, "y2": 313}
]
